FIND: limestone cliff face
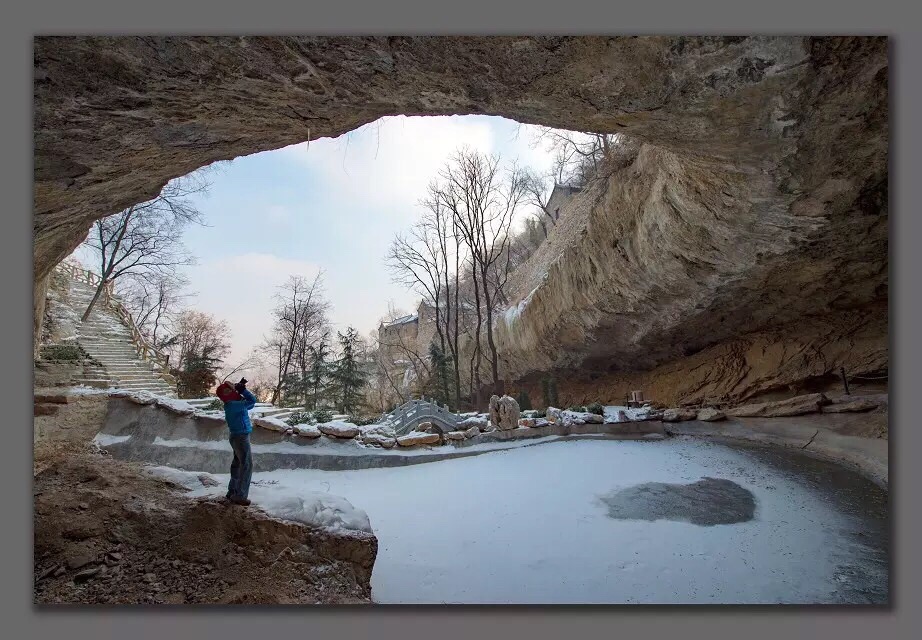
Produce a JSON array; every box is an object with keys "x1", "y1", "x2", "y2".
[
  {"x1": 512, "y1": 305, "x2": 887, "y2": 407},
  {"x1": 33, "y1": 36, "x2": 887, "y2": 395}
]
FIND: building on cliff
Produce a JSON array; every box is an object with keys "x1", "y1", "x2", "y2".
[{"x1": 546, "y1": 183, "x2": 582, "y2": 222}]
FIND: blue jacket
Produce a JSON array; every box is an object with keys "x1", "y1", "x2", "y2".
[{"x1": 223, "y1": 389, "x2": 257, "y2": 436}]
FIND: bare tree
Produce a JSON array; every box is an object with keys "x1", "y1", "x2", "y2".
[
  {"x1": 435, "y1": 148, "x2": 528, "y2": 402},
  {"x1": 80, "y1": 172, "x2": 209, "y2": 321},
  {"x1": 162, "y1": 310, "x2": 231, "y2": 398},
  {"x1": 264, "y1": 273, "x2": 330, "y2": 406},
  {"x1": 531, "y1": 127, "x2": 619, "y2": 186},
  {"x1": 385, "y1": 194, "x2": 458, "y2": 406},
  {"x1": 118, "y1": 272, "x2": 191, "y2": 350}
]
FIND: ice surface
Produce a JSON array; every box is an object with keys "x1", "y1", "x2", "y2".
[{"x1": 169, "y1": 437, "x2": 880, "y2": 604}]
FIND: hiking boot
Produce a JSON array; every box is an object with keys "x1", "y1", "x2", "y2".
[{"x1": 228, "y1": 495, "x2": 251, "y2": 506}]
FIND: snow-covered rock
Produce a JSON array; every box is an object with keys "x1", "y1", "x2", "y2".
[
  {"x1": 662, "y1": 407, "x2": 698, "y2": 422},
  {"x1": 458, "y1": 416, "x2": 489, "y2": 431},
  {"x1": 463, "y1": 426, "x2": 481, "y2": 439},
  {"x1": 727, "y1": 393, "x2": 830, "y2": 418},
  {"x1": 361, "y1": 433, "x2": 397, "y2": 448},
  {"x1": 564, "y1": 410, "x2": 603, "y2": 424},
  {"x1": 697, "y1": 408, "x2": 727, "y2": 422},
  {"x1": 396, "y1": 432, "x2": 441, "y2": 447},
  {"x1": 519, "y1": 418, "x2": 536, "y2": 427},
  {"x1": 154, "y1": 396, "x2": 196, "y2": 415},
  {"x1": 253, "y1": 416, "x2": 291, "y2": 433},
  {"x1": 488, "y1": 394, "x2": 521, "y2": 431},
  {"x1": 318, "y1": 421, "x2": 360, "y2": 439},
  {"x1": 292, "y1": 424, "x2": 322, "y2": 438},
  {"x1": 445, "y1": 431, "x2": 466, "y2": 441},
  {"x1": 262, "y1": 492, "x2": 373, "y2": 534}
]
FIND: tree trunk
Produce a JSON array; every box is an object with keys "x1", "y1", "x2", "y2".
[
  {"x1": 81, "y1": 279, "x2": 109, "y2": 322},
  {"x1": 478, "y1": 262, "x2": 502, "y2": 396}
]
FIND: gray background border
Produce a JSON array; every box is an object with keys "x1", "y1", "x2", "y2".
[{"x1": 3, "y1": 0, "x2": 918, "y2": 637}]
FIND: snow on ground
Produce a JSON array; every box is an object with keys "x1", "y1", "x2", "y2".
[
  {"x1": 153, "y1": 437, "x2": 883, "y2": 604},
  {"x1": 66, "y1": 386, "x2": 114, "y2": 396},
  {"x1": 93, "y1": 433, "x2": 132, "y2": 446},
  {"x1": 144, "y1": 466, "x2": 372, "y2": 535}
]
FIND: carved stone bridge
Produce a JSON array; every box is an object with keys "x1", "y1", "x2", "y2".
[{"x1": 387, "y1": 399, "x2": 460, "y2": 437}]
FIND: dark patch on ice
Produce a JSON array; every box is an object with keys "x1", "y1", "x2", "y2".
[{"x1": 599, "y1": 477, "x2": 756, "y2": 526}]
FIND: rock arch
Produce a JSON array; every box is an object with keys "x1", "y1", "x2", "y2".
[{"x1": 33, "y1": 36, "x2": 888, "y2": 381}]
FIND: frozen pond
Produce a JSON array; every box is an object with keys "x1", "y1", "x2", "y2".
[{"x1": 168, "y1": 437, "x2": 889, "y2": 604}]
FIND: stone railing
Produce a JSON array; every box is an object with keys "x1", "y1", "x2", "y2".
[
  {"x1": 387, "y1": 398, "x2": 459, "y2": 436},
  {"x1": 56, "y1": 262, "x2": 173, "y2": 377}
]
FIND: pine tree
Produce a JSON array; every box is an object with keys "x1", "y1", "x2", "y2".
[
  {"x1": 307, "y1": 332, "x2": 332, "y2": 410},
  {"x1": 428, "y1": 343, "x2": 454, "y2": 410},
  {"x1": 173, "y1": 344, "x2": 223, "y2": 399},
  {"x1": 330, "y1": 327, "x2": 367, "y2": 414}
]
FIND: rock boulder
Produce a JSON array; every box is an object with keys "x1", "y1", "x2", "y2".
[{"x1": 489, "y1": 395, "x2": 521, "y2": 431}]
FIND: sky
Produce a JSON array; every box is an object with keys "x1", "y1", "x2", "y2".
[{"x1": 74, "y1": 115, "x2": 557, "y2": 368}]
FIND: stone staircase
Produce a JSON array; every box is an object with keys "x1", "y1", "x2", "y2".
[{"x1": 64, "y1": 273, "x2": 178, "y2": 397}]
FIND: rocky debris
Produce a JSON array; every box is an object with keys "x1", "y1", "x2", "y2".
[
  {"x1": 696, "y1": 408, "x2": 727, "y2": 422},
  {"x1": 662, "y1": 408, "x2": 699, "y2": 422},
  {"x1": 65, "y1": 550, "x2": 97, "y2": 570},
  {"x1": 35, "y1": 393, "x2": 69, "y2": 404},
  {"x1": 546, "y1": 407, "x2": 564, "y2": 425},
  {"x1": 519, "y1": 418, "x2": 536, "y2": 428},
  {"x1": 823, "y1": 397, "x2": 880, "y2": 413},
  {"x1": 34, "y1": 404, "x2": 61, "y2": 416},
  {"x1": 33, "y1": 450, "x2": 376, "y2": 604},
  {"x1": 445, "y1": 431, "x2": 466, "y2": 441},
  {"x1": 396, "y1": 432, "x2": 441, "y2": 448},
  {"x1": 197, "y1": 474, "x2": 220, "y2": 487},
  {"x1": 360, "y1": 433, "x2": 396, "y2": 448},
  {"x1": 489, "y1": 395, "x2": 522, "y2": 431},
  {"x1": 727, "y1": 393, "x2": 830, "y2": 418},
  {"x1": 73, "y1": 565, "x2": 104, "y2": 582},
  {"x1": 417, "y1": 421, "x2": 434, "y2": 433},
  {"x1": 318, "y1": 422, "x2": 360, "y2": 439}
]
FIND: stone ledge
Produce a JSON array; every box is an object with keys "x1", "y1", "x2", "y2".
[{"x1": 664, "y1": 416, "x2": 888, "y2": 489}]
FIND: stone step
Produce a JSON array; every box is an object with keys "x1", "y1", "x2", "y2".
[{"x1": 72, "y1": 380, "x2": 113, "y2": 388}]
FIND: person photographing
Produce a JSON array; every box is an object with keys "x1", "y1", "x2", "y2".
[{"x1": 215, "y1": 377, "x2": 257, "y2": 506}]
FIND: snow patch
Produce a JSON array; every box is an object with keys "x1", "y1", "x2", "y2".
[
  {"x1": 144, "y1": 466, "x2": 372, "y2": 534},
  {"x1": 93, "y1": 433, "x2": 131, "y2": 446},
  {"x1": 503, "y1": 285, "x2": 540, "y2": 329}
]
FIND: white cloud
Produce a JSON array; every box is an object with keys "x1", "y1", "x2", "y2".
[{"x1": 277, "y1": 115, "x2": 500, "y2": 222}]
